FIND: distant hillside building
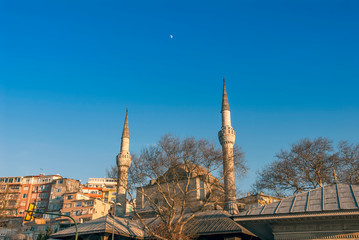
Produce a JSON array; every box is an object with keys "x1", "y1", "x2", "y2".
[
  {"x1": 87, "y1": 178, "x2": 117, "y2": 188},
  {"x1": 0, "y1": 174, "x2": 81, "y2": 220},
  {"x1": 59, "y1": 192, "x2": 111, "y2": 224},
  {"x1": 19, "y1": 174, "x2": 63, "y2": 217},
  {"x1": 0, "y1": 176, "x2": 22, "y2": 217},
  {"x1": 46, "y1": 178, "x2": 81, "y2": 219},
  {"x1": 81, "y1": 187, "x2": 102, "y2": 199}
]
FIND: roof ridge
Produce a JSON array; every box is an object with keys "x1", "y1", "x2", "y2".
[{"x1": 349, "y1": 184, "x2": 359, "y2": 208}]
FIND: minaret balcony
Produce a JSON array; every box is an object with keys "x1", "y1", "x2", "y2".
[
  {"x1": 218, "y1": 130, "x2": 236, "y2": 145},
  {"x1": 117, "y1": 154, "x2": 132, "y2": 167}
]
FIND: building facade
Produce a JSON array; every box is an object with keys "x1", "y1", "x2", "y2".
[
  {"x1": 46, "y1": 178, "x2": 81, "y2": 219},
  {"x1": 0, "y1": 177, "x2": 22, "y2": 217},
  {"x1": 87, "y1": 178, "x2": 117, "y2": 188},
  {"x1": 0, "y1": 174, "x2": 81, "y2": 219},
  {"x1": 59, "y1": 192, "x2": 111, "y2": 223},
  {"x1": 18, "y1": 174, "x2": 62, "y2": 217}
]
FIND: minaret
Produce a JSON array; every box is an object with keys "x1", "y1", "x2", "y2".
[
  {"x1": 218, "y1": 77, "x2": 239, "y2": 214},
  {"x1": 115, "y1": 108, "x2": 131, "y2": 216}
]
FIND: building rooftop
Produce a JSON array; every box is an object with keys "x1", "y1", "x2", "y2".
[
  {"x1": 236, "y1": 183, "x2": 359, "y2": 218},
  {"x1": 51, "y1": 215, "x2": 146, "y2": 239},
  {"x1": 184, "y1": 210, "x2": 255, "y2": 236}
]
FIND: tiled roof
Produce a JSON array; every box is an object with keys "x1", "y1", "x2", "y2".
[
  {"x1": 51, "y1": 215, "x2": 146, "y2": 239},
  {"x1": 237, "y1": 183, "x2": 359, "y2": 217}
]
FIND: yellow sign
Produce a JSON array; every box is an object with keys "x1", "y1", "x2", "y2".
[{"x1": 24, "y1": 203, "x2": 36, "y2": 221}]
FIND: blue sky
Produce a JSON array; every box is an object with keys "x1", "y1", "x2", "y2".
[{"x1": 1, "y1": 0, "x2": 358, "y2": 193}]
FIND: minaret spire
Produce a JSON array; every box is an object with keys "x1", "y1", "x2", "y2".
[
  {"x1": 122, "y1": 108, "x2": 129, "y2": 139},
  {"x1": 116, "y1": 108, "x2": 132, "y2": 216},
  {"x1": 218, "y1": 78, "x2": 239, "y2": 215},
  {"x1": 221, "y1": 77, "x2": 230, "y2": 112}
]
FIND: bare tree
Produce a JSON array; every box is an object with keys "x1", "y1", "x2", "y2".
[
  {"x1": 0, "y1": 185, "x2": 9, "y2": 219},
  {"x1": 254, "y1": 137, "x2": 359, "y2": 197},
  {"x1": 107, "y1": 134, "x2": 247, "y2": 240},
  {"x1": 336, "y1": 141, "x2": 359, "y2": 184}
]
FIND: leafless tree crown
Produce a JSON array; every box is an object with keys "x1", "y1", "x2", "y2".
[{"x1": 254, "y1": 137, "x2": 359, "y2": 197}]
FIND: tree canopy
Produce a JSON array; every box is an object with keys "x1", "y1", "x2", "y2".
[
  {"x1": 107, "y1": 134, "x2": 247, "y2": 240},
  {"x1": 253, "y1": 137, "x2": 359, "y2": 197}
]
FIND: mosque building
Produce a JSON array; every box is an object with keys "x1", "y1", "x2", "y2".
[{"x1": 51, "y1": 78, "x2": 359, "y2": 240}]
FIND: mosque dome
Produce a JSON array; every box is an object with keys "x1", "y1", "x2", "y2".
[{"x1": 157, "y1": 163, "x2": 219, "y2": 184}]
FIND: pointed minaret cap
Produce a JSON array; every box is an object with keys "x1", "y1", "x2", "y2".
[
  {"x1": 122, "y1": 108, "x2": 129, "y2": 139},
  {"x1": 221, "y1": 76, "x2": 230, "y2": 112}
]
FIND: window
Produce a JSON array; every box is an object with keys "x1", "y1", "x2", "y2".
[
  {"x1": 24, "y1": 186, "x2": 29, "y2": 191},
  {"x1": 36, "y1": 201, "x2": 46, "y2": 207},
  {"x1": 75, "y1": 202, "x2": 82, "y2": 207},
  {"x1": 39, "y1": 185, "x2": 49, "y2": 191},
  {"x1": 20, "y1": 202, "x2": 26, "y2": 206},
  {"x1": 39, "y1": 193, "x2": 48, "y2": 198},
  {"x1": 67, "y1": 195, "x2": 73, "y2": 200},
  {"x1": 64, "y1": 203, "x2": 72, "y2": 208},
  {"x1": 57, "y1": 180, "x2": 63, "y2": 184}
]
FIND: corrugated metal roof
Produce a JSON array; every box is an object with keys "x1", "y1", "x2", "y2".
[
  {"x1": 185, "y1": 211, "x2": 255, "y2": 236},
  {"x1": 51, "y1": 215, "x2": 146, "y2": 239},
  {"x1": 52, "y1": 211, "x2": 256, "y2": 239},
  {"x1": 238, "y1": 183, "x2": 359, "y2": 217}
]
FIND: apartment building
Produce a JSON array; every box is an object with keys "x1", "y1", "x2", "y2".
[
  {"x1": 101, "y1": 187, "x2": 117, "y2": 203},
  {"x1": 87, "y1": 178, "x2": 116, "y2": 188},
  {"x1": 0, "y1": 174, "x2": 81, "y2": 220},
  {"x1": 0, "y1": 177, "x2": 22, "y2": 217},
  {"x1": 17, "y1": 174, "x2": 62, "y2": 217},
  {"x1": 81, "y1": 187, "x2": 102, "y2": 199},
  {"x1": 46, "y1": 178, "x2": 81, "y2": 219},
  {"x1": 59, "y1": 192, "x2": 111, "y2": 223}
]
